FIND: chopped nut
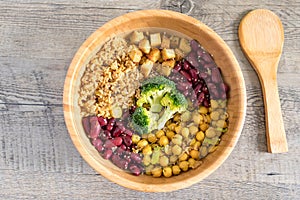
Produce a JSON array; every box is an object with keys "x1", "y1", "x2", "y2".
[
  {"x1": 139, "y1": 39, "x2": 151, "y2": 54},
  {"x1": 162, "y1": 59, "x2": 176, "y2": 68},
  {"x1": 170, "y1": 35, "x2": 180, "y2": 48},
  {"x1": 161, "y1": 35, "x2": 170, "y2": 48},
  {"x1": 147, "y1": 48, "x2": 161, "y2": 62},
  {"x1": 150, "y1": 33, "x2": 161, "y2": 47},
  {"x1": 130, "y1": 31, "x2": 144, "y2": 44},
  {"x1": 140, "y1": 59, "x2": 154, "y2": 78},
  {"x1": 129, "y1": 48, "x2": 143, "y2": 63},
  {"x1": 179, "y1": 38, "x2": 191, "y2": 53},
  {"x1": 161, "y1": 48, "x2": 176, "y2": 60}
]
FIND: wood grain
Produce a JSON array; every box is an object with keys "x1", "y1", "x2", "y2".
[{"x1": 0, "y1": 0, "x2": 299, "y2": 198}]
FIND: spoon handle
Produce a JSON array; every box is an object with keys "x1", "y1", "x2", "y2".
[{"x1": 258, "y1": 70, "x2": 288, "y2": 153}]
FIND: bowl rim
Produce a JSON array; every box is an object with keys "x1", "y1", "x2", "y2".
[{"x1": 63, "y1": 9, "x2": 247, "y2": 192}]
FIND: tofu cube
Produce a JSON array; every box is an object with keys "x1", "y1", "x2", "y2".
[
  {"x1": 129, "y1": 48, "x2": 143, "y2": 63},
  {"x1": 161, "y1": 35, "x2": 170, "y2": 49},
  {"x1": 140, "y1": 59, "x2": 154, "y2": 77},
  {"x1": 130, "y1": 31, "x2": 144, "y2": 44},
  {"x1": 175, "y1": 48, "x2": 185, "y2": 61},
  {"x1": 170, "y1": 36, "x2": 180, "y2": 48},
  {"x1": 150, "y1": 33, "x2": 161, "y2": 47},
  {"x1": 162, "y1": 59, "x2": 176, "y2": 68},
  {"x1": 179, "y1": 38, "x2": 191, "y2": 53},
  {"x1": 147, "y1": 48, "x2": 161, "y2": 62},
  {"x1": 156, "y1": 64, "x2": 172, "y2": 76},
  {"x1": 161, "y1": 48, "x2": 176, "y2": 60},
  {"x1": 139, "y1": 39, "x2": 151, "y2": 54}
]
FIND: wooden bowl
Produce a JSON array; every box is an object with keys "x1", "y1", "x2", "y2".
[{"x1": 63, "y1": 10, "x2": 246, "y2": 192}]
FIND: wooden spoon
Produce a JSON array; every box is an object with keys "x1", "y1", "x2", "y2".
[{"x1": 239, "y1": 9, "x2": 288, "y2": 153}]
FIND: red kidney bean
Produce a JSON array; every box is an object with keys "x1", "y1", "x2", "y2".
[
  {"x1": 204, "y1": 63, "x2": 215, "y2": 69},
  {"x1": 197, "y1": 49, "x2": 205, "y2": 57},
  {"x1": 130, "y1": 153, "x2": 142, "y2": 163},
  {"x1": 106, "y1": 124, "x2": 114, "y2": 131},
  {"x1": 199, "y1": 59, "x2": 206, "y2": 67},
  {"x1": 183, "y1": 60, "x2": 190, "y2": 70},
  {"x1": 199, "y1": 72, "x2": 208, "y2": 79},
  {"x1": 104, "y1": 139, "x2": 116, "y2": 149},
  {"x1": 112, "y1": 137, "x2": 123, "y2": 146},
  {"x1": 129, "y1": 165, "x2": 141, "y2": 176},
  {"x1": 115, "y1": 147, "x2": 124, "y2": 156},
  {"x1": 197, "y1": 92, "x2": 205, "y2": 103},
  {"x1": 124, "y1": 129, "x2": 133, "y2": 137},
  {"x1": 97, "y1": 116, "x2": 108, "y2": 127},
  {"x1": 211, "y1": 67, "x2": 222, "y2": 83},
  {"x1": 190, "y1": 40, "x2": 200, "y2": 51},
  {"x1": 174, "y1": 63, "x2": 182, "y2": 71},
  {"x1": 211, "y1": 88, "x2": 220, "y2": 99},
  {"x1": 82, "y1": 117, "x2": 90, "y2": 134},
  {"x1": 89, "y1": 118, "x2": 101, "y2": 139},
  {"x1": 120, "y1": 144, "x2": 127, "y2": 150},
  {"x1": 123, "y1": 135, "x2": 132, "y2": 147},
  {"x1": 180, "y1": 70, "x2": 192, "y2": 82},
  {"x1": 202, "y1": 53, "x2": 213, "y2": 63},
  {"x1": 118, "y1": 159, "x2": 129, "y2": 170},
  {"x1": 203, "y1": 99, "x2": 210, "y2": 108},
  {"x1": 112, "y1": 127, "x2": 123, "y2": 137},
  {"x1": 102, "y1": 149, "x2": 113, "y2": 160},
  {"x1": 186, "y1": 52, "x2": 200, "y2": 68},
  {"x1": 194, "y1": 82, "x2": 203, "y2": 94},
  {"x1": 92, "y1": 139, "x2": 104, "y2": 152},
  {"x1": 108, "y1": 118, "x2": 116, "y2": 126},
  {"x1": 202, "y1": 85, "x2": 209, "y2": 94},
  {"x1": 219, "y1": 82, "x2": 229, "y2": 93}
]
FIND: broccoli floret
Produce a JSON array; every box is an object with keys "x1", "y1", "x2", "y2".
[
  {"x1": 132, "y1": 76, "x2": 187, "y2": 134},
  {"x1": 137, "y1": 76, "x2": 176, "y2": 112},
  {"x1": 131, "y1": 107, "x2": 159, "y2": 135},
  {"x1": 158, "y1": 91, "x2": 188, "y2": 129}
]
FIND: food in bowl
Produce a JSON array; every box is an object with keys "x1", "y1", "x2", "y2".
[{"x1": 78, "y1": 28, "x2": 229, "y2": 177}]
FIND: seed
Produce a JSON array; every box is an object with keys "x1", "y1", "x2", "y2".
[
  {"x1": 143, "y1": 154, "x2": 151, "y2": 166},
  {"x1": 167, "y1": 123, "x2": 176, "y2": 131},
  {"x1": 172, "y1": 145, "x2": 182, "y2": 155},
  {"x1": 179, "y1": 153, "x2": 189, "y2": 161},
  {"x1": 172, "y1": 134, "x2": 183, "y2": 145},
  {"x1": 155, "y1": 130, "x2": 165, "y2": 138},
  {"x1": 166, "y1": 130, "x2": 175, "y2": 140},
  {"x1": 181, "y1": 111, "x2": 191, "y2": 122},
  {"x1": 147, "y1": 133, "x2": 157, "y2": 143},
  {"x1": 159, "y1": 136, "x2": 169, "y2": 146},
  {"x1": 179, "y1": 161, "x2": 189, "y2": 171},
  {"x1": 132, "y1": 134, "x2": 140, "y2": 144},
  {"x1": 159, "y1": 156, "x2": 169, "y2": 167},
  {"x1": 137, "y1": 139, "x2": 148, "y2": 149},
  {"x1": 192, "y1": 112, "x2": 202, "y2": 125},
  {"x1": 181, "y1": 127, "x2": 189, "y2": 138},
  {"x1": 142, "y1": 145, "x2": 152, "y2": 155},
  {"x1": 216, "y1": 119, "x2": 227, "y2": 128},
  {"x1": 151, "y1": 167, "x2": 162, "y2": 178},
  {"x1": 190, "y1": 149, "x2": 200, "y2": 159},
  {"x1": 196, "y1": 131, "x2": 205, "y2": 142},
  {"x1": 210, "y1": 111, "x2": 220, "y2": 121},
  {"x1": 192, "y1": 141, "x2": 201, "y2": 150},
  {"x1": 163, "y1": 166, "x2": 172, "y2": 177},
  {"x1": 200, "y1": 123, "x2": 209, "y2": 131},
  {"x1": 174, "y1": 125, "x2": 181, "y2": 134},
  {"x1": 189, "y1": 125, "x2": 198, "y2": 135},
  {"x1": 169, "y1": 155, "x2": 178, "y2": 163},
  {"x1": 205, "y1": 127, "x2": 216, "y2": 138},
  {"x1": 199, "y1": 106, "x2": 208, "y2": 114},
  {"x1": 188, "y1": 158, "x2": 196, "y2": 168},
  {"x1": 190, "y1": 138, "x2": 196, "y2": 146},
  {"x1": 172, "y1": 165, "x2": 181, "y2": 175}
]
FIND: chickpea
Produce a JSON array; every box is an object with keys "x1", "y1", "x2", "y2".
[
  {"x1": 172, "y1": 145, "x2": 182, "y2": 155},
  {"x1": 172, "y1": 134, "x2": 183, "y2": 145},
  {"x1": 179, "y1": 152, "x2": 189, "y2": 161},
  {"x1": 169, "y1": 155, "x2": 178, "y2": 163},
  {"x1": 192, "y1": 112, "x2": 203, "y2": 125},
  {"x1": 192, "y1": 141, "x2": 201, "y2": 150},
  {"x1": 145, "y1": 165, "x2": 154, "y2": 175},
  {"x1": 179, "y1": 161, "x2": 189, "y2": 171},
  {"x1": 204, "y1": 115, "x2": 211, "y2": 123},
  {"x1": 189, "y1": 125, "x2": 198, "y2": 135},
  {"x1": 208, "y1": 145, "x2": 218, "y2": 153},
  {"x1": 210, "y1": 111, "x2": 220, "y2": 121},
  {"x1": 167, "y1": 123, "x2": 176, "y2": 131},
  {"x1": 142, "y1": 145, "x2": 152, "y2": 155},
  {"x1": 159, "y1": 156, "x2": 169, "y2": 167},
  {"x1": 159, "y1": 136, "x2": 169, "y2": 146},
  {"x1": 143, "y1": 155, "x2": 151, "y2": 166},
  {"x1": 147, "y1": 133, "x2": 157, "y2": 143},
  {"x1": 205, "y1": 127, "x2": 216, "y2": 138},
  {"x1": 181, "y1": 111, "x2": 191, "y2": 122},
  {"x1": 181, "y1": 127, "x2": 189, "y2": 138},
  {"x1": 200, "y1": 146, "x2": 208, "y2": 158},
  {"x1": 151, "y1": 167, "x2": 162, "y2": 178},
  {"x1": 200, "y1": 123, "x2": 209, "y2": 132},
  {"x1": 172, "y1": 165, "x2": 181, "y2": 175},
  {"x1": 199, "y1": 106, "x2": 208, "y2": 114},
  {"x1": 210, "y1": 99, "x2": 219, "y2": 109},
  {"x1": 219, "y1": 100, "x2": 227, "y2": 108},
  {"x1": 132, "y1": 134, "x2": 141, "y2": 144},
  {"x1": 174, "y1": 125, "x2": 181, "y2": 134},
  {"x1": 190, "y1": 149, "x2": 200, "y2": 159},
  {"x1": 155, "y1": 130, "x2": 165, "y2": 138},
  {"x1": 173, "y1": 113, "x2": 181, "y2": 122},
  {"x1": 190, "y1": 138, "x2": 196, "y2": 146},
  {"x1": 137, "y1": 139, "x2": 148, "y2": 149},
  {"x1": 163, "y1": 166, "x2": 173, "y2": 177},
  {"x1": 196, "y1": 131, "x2": 205, "y2": 142},
  {"x1": 166, "y1": 130, "x2": 175, "y2": 139},
  {"x1": 188, "y1": 158, "x2": 196, "y2": 168},
  {"x1": 164, "y1": 145, "x2": 172, "y2": 155},
  {"x1": 216, "y1": 119, "x2": 227, "y2": 128}
]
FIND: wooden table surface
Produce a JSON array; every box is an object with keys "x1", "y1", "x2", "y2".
[{"x1": 0, "y1": 0, "x2": 299, "y2": 199}]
